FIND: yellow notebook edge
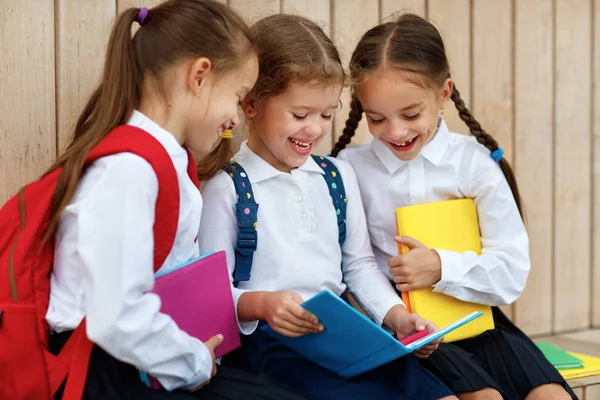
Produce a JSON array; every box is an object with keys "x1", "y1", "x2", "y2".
[
  {"x1": 559, "y1": 352, "x2": 600, "y2": 379},
  {"x1": 395, "y1": 207, "x2": 412, "y2": 313},
  {"x1": 394, "y1": 199, "x2": 495, "y2": 338}
]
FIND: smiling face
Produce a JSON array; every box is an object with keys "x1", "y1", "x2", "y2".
[
  {"x1": 358, "y1": 67, "x2": 452, "y2": 161},
  {"x1": 244, "y1": 81, "x2": 343, "y2": 172},
  {"x1": 183, "y1": 54, "x2": 259, "y2": 156}
]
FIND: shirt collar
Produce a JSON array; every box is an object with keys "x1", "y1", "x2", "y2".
[
  {"x1": 234, "y1": 141, "x2": 324, "y2": 183},
  {"x1": 420, "y1": 117, "x2": 450, "y2": 166},
  {"x1": 126, "y1": 110, "x2": 186, "y2": 159},
  {"x1": 371, "y1": 117, "x2": 451, "y2": 174}
]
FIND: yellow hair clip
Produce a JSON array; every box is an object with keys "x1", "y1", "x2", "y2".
[{"x1": 219, "y1": 129, "x2": 234, "y2": 139}]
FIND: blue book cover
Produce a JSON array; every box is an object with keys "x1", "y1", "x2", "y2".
[{"x1": 261, "y1": 290, "x2": 483, "y2": 378}]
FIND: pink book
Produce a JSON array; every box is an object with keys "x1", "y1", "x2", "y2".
[{"x1": 140, "y1": 251, "x2": 241, "y2": 389}]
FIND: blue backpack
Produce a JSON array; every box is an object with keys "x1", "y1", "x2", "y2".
[{"x1": 225, "y1": 155, "x2": 348, "y2": 287}]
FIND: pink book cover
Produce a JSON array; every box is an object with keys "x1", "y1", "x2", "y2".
[{"x1": 142, "y1": 250, "x2": 241, "y2": 389}]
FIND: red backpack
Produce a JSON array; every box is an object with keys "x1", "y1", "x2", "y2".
[{"x1": 0, "y1": 125, "x2": 199, "y2": 400}]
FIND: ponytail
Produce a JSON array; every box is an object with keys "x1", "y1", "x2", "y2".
[
  {"x1": 44, "y1": 8, "x2": 142, "y2": 241},
  {"x1": 197, "y1": 140, "x2": 234, "y2": 182},
  {"x1": 450, "y1": 85, "x2": 524, "y2": 219},
  {"x1": 43, "y1": 0, "x2": 254, "y2": 241},
  {"x1": 330, "y1": 96, "x2": 363, "y2": 157}
]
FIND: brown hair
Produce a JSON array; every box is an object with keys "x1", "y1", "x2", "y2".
[
  {"x1": 330, "y1": 14, "x2": 523, "y2": 218},
  {"x1": 196, "y1": 140, "x2": 234, "y2": 182},
  {"x1": 44, "y1": 0, "x2": 254, "y2": 239},
  {"x1": 201, "y1": 15, "x2": 344, "y2": 181},
  {"x1": 250, "y1": 14, "x2": 345, "y2": 103}
]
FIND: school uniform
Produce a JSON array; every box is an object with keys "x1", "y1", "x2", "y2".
[
  {"x1": 337, "y1": 118, "x2": 577, "y2": 400},
  {"x1": 199, "y1": 142, "x2": 453, "y2": 400},
  {"x1": 47, "y1": 111, "x2": 308, "y2": 400}
]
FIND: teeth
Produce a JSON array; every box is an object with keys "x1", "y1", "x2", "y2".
[
  {"x1": 396, "y1": 137, "x2": 415, "y2": 147},
  {"x1": 290, "y1": 138, "x2": 311, "y2": 148}
]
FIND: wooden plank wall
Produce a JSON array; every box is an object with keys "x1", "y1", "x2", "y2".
[
  {"x1": 514, "y1": 0, "x2": 554, "y2": 335},
  {"x1": 56, "y1": 0, "x2": 115, "y2": 153},
  {"x1": 0, "y1": 0, "x2": 55, "y2": 205},
  {"x1": 0, "y1": 0, "x2": 598, "y2": 337},
  {"x1": 554, "y1": 0, "x2": 592, "y2": 333},
  {"x1": 593, "y1": 0, "x2": 600, "y2": 329}
]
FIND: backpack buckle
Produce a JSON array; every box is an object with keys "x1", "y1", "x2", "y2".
[{"x1": 236, "y1": 227, "x2": 258, "y2": 256}]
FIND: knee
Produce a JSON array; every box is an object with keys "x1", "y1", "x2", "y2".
[
  {"x1": 526, "y1": 383, "x2": 572, "y2": 400},
  {"x1": 457, "y1": 387, "x2": 503, "y2": 400}
]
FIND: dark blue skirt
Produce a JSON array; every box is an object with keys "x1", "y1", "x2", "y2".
[
  {"x1": 419, "y1": 307, "x2": 578, "y2": 400},
  {"x1": 224, "y1": 321, "x2": 453, "y2": 400}
]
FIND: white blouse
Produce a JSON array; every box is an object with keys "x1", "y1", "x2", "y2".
[
  {"x1": 46, "y1": 111, "x2": 212, "y2": 391},
  {"x1": 337, "y1": 119, "x2": 530, "y2": 306}
]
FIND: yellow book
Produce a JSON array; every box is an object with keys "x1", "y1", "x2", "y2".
[
  {"x1": 559, "y1": 352, "x2": 600, "y2": 380},
  {"x1": 395, "y1": 198, "x2": 495, "y2": 342}
]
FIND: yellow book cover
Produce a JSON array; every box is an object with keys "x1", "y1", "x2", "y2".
[
  {"x1": 559, "y1": 352, "x2": 600, "y2": 380},
  {"x1": 395, "y1": 198, "x2": 495, "y2": 342}
]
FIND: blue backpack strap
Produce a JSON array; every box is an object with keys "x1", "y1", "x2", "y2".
[
  {"x1": 311, "y1": 155, "x2": 347, "y2": 246},
  {"x1": 224, "y1": 161, "x2": 258, "y2": 287}
]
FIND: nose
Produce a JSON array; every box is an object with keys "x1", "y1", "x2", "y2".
[
  {"x1": 230, "y1": 115, "x2": 239, "y2": 128},
  {"x1": 306, "y1": 118, "x2": 324, "y2": 138},
  {"x1": 387, "y1": 122, "x2": 410, "y2": 141}
]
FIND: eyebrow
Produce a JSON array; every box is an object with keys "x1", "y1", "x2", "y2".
[
  {"x1": 292, "y1": 104, "x2": 339, "y2": 110},
  {"x1": 363, "y1": 101, "x2": 424, "y2": 114}
]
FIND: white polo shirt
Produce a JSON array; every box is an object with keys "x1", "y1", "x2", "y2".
[{"x1": 199, "y1": 142, "x2": 403, "y2": 332}]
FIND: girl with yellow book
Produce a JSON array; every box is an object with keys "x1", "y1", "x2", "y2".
[{"x1": 332, "y1": 14, "x2": 575, "y2": 400}]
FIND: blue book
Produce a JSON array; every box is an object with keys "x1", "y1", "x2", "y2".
[{"x1": 262, "y1": 290, "x2": 483, "y2": 378}]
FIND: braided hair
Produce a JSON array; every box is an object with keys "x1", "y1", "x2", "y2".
[{"x1": 332, "y1": 14, "x2": 523, "y2": 218}]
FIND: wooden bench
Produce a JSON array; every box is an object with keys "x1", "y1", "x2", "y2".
[
  {"x1": 569, "y1": 376, "x2": 600, "y2": 400},
  {"x1": 536, "y1": 329, "x2": 600, "y2": 399}
]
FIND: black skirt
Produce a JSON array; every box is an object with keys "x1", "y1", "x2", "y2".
[
  {"x1": 50, "y1": 331, "x2": 308, "y2": 400},
  {"x1": 419, "y1": 307, "x2": 578, "y2": 400}
]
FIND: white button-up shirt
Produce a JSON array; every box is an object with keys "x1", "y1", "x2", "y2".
[
  {"x1": 337, "y1": 119, "x2": 530, "y2": 306},
  {"x1": 199, "y1": 142, "x2": 403, "y2": 332},
  {"x1": 46, "y1": 111, "x2": 212, "y2": 391}
]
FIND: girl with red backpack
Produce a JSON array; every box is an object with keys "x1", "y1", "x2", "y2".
[{"x1": 0, "y1": 2, "x2": 307, "y2": 400}]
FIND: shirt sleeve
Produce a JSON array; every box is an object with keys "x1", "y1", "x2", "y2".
[
  {"x1": 72, "y1": 154, "x2": 213, "y2": 391},
  {"x1": 332, "y1": 159, "x2": 404, "y2": 325},
  {"x1": 433, "y1": 148, "x2": 531, "y2": 305},
  {"x1": 198, "y1": 170, "x2": 259, "y2": 335}
]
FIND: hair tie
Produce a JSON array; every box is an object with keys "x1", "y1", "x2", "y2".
[
  {"x1": 136, "y1": 7, "x2": 149, "y2": 25},
  {"x1": 490, "y1": 147, "x2": 504, "y2": 163}
]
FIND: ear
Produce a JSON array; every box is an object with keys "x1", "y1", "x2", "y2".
[
  {"x1": 440, "y1": 78, "x2": 453, "y2": 105},
  {"x1": 188, "y1": 57, "x2": 212, "y2": 96},
  {"x1": 241, "y1": 94, "x2": 258, "y2": 118}
]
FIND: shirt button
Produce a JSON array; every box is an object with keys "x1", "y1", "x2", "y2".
[
  {"x1": 443, "y1": 285, "x2": 450, "y2": 292},
  {"x1": 299, "y1": 213, "x2": 306, "y2": 220},
  {"x1": 295, "y1": 196, "x2": 302, "y2": 202}
]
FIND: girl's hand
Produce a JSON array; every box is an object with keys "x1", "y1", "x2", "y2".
[
  {"x1": 383, "y1": 305, "x2": 442, "y2": 359},
  {"x1": 261, "y1": 291, "x2": 324, "y2": 337},
  {"x1": 388, "y1": 236, "x2": 442, "y2": 291},
  {"x1": 189, "y1": 334, "x2": 223, "y2": 392}
]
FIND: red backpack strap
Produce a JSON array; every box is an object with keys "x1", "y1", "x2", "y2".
[
  {"x1": 85, "y1": 125, "x2": 180, "y2": 270},
  {"x1": 186, "y1": 148, "x2": 199, "y2": 188},
  {"x1": 55, "y1": 125, "x2": 181, "y2": 399}
]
